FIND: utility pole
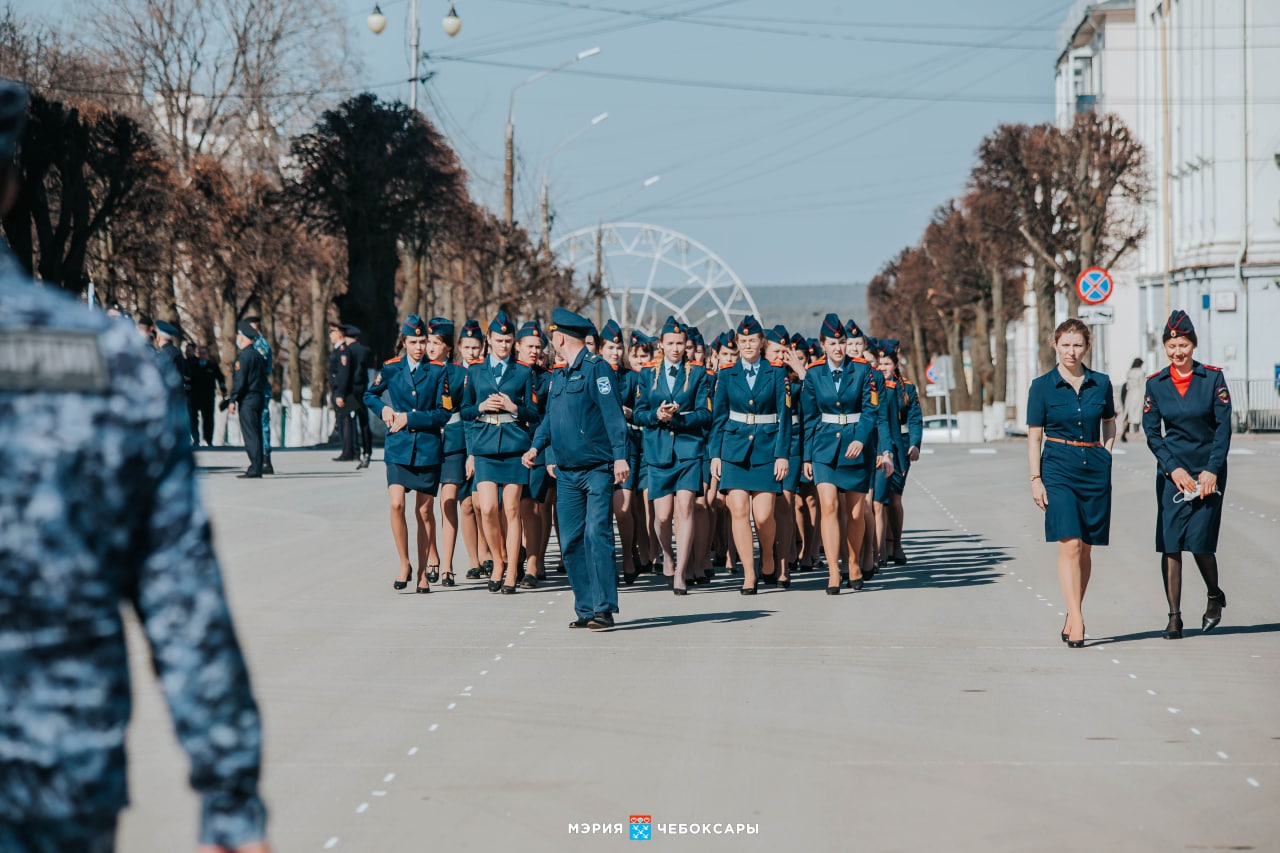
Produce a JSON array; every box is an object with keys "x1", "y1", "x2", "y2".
[
  {"x1": 1160, "y1": 0, "x2": 1172, "y2": 316},
  {"x1": 408, "y1": 0, "x2": 419, "y2": 111},
  {"x1": 593, "y1": 224, "x2": 604, "y2": 329},
  {"x1": 504, "y1": 120, "x2": 515, "y2": 227}
]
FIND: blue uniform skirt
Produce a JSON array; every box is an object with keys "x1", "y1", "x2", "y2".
[
  {"x1": 1041, "y1": 444, "x2": 1112, "y2": 545},
  {"x1": 440, "y1": 450, "x2": 467, "y2": 486},
  {"x1": 525, "y1": 457, "x2": 553, "y2": 502},
  {"x1": 619, "y1": 448, "x2": 642, "y2": 491},
  {"x1": 386, "y1": 461, "x2": 440, "y2": 494},
  {"x1": 474, "y1": 452, "x2": 527, "y2": 486},
  {"x1": 719, "y1": 459, "x2": 781, "y2": 494},
  {"x1": 648, "y1": 458, "x2": 702, "y2": 498},
  {"x1": 1154, "y1": 470, "x2": 1226, "y2": 553},
  {"x1": 813, "y1": 458, "x2": 871, "y2": 493}
]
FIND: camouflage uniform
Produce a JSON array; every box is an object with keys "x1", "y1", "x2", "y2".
[{"x1": 0, "y1": 262, "x2": 267, "y2": 849}]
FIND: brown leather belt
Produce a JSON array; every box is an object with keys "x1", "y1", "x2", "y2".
[{"x1": 1044, "y1": 436, "x2": 1103, "y2": 448}]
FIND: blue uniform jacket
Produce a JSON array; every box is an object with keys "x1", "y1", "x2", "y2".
[
  {"x1": 1142, "y1": 362, "x2": 1232, "y2": 478},
  {"x1": 891, "y1": 379, "x2": 925, "y2": 451},
  {"x1": 461, "y1": 356, "x2": 538, "y2": 456},
  {"x1": 532, "y1": 348, "x2": 628, "y2": 469},
  {"x1": 784, "y1": 372, "x2": 804, "y2": 459},
  {"x1": 801, "y1": 358, "x2": 887, "y2": 466},
  {"x1": 633, "y1": 360, "x2": 712, "y2": 465},
  {"x1": 710, "y1": 358, "x2": 791, "y2": 465},
  {"x1": 441, "y1": 360, "x2": 469, "y2": 456},
  {"x1": 364, "y1": 356, "x2": 451, "y2": 466}
]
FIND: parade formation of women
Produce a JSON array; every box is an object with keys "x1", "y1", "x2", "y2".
[
  {"x1": 1027, "y1": 310, "x2": 1232, "y2": 648},
  {"x1": 361, "y1": 307, "x2": 925, "y2": 627}
]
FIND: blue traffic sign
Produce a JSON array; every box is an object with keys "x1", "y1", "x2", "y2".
[{"x1": 1076, "y1": 267, "x2": 1113, "y2": 305}]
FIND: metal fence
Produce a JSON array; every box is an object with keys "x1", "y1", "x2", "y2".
[{"x1": 1227, "y1": 380, "x2": 1280, "y2": 432}]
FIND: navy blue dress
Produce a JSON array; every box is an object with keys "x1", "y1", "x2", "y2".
[
  {"x1": 1026, "y1": 367, "x2": 1116, "y2": 545},
  {"x1": 364, "y1": 356, "x2": 451, "y2": 493},
  {"x1": 461, "y1": 355, "x2": 539, "y2": 485},
  {"x1": 1141, "y1": 362, "x2": 1232, "y2": 553},
  {"x1": 439, "y1": 360, "x2": 469, "y2": 486},
  {"x1": 710, "y1": 358, "x2": 792, "y2": 494},
  {"x1": 634, "y1": 359, "x2": 711, "y2": 498},
  {"x1": 801, "y1": 357, "x2": 885, "y2": 493}
]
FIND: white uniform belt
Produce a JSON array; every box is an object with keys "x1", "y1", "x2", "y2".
[
  {"x1": 628, "y1": 423, "x2": 644, "y2": 431},
  {"x1": 792, "y1": 415, "x2": 801, "y2": 426},
  {"x1": 900, "y1": 424, "x2": 911, "y2": 434},
  {"x1": 478, "y1": 413, "x2": 516, "y2": 425},
  {"x1": 728, "y1": 411, "x2": 778, "y2": 425},
  {"x1": 820, "y1": 413, "x2": 860, "y2": 425},
  {"x1": 447, "y1": 412, "x2": 462, "y2": 425}
]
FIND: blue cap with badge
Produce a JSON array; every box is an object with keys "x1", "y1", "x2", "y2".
[
  {"x1": 460, "y1": 319, "x2": 484, "y2": 341},
  {"x1": 600, "y1": 319, "x2": 623, "y2": 344},
  {"x1": 489, "y1": 310, "x2": 514, "y2": 335},
  {"x1": 736, "y1": 315, "x2": 763, "y2": 337},
  {"x1": 155, "y1": 320, "x2": 180, "y2": 339},
  {"x1": 659, "y1": 315, "x2": 684, "y2": 337},
  {"x1": 516, "y1": 320, "x2": 541, "y2": 340},
  {"x1": 427, "y1": 317, "x2": 453, "y2": 337},
  {"x1": 548, "y1": 307, "x2": 594, "y2": 339},
  {"x1": 402, "y1": 314, "x2": 426, "y2": 337}
]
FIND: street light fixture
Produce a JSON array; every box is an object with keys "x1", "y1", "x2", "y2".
[
  {"x1": 504, "y1": 47, "x2": 603, "y2": 226},
  {"x1": 539, "y1": 111, "x2": 609, "y2": 247},
  {"x1": 367, "y1": 4, "x2": 388, "y2": 34},
  {"x1": 368, "y1": 2, "x2": 462, "y2": 110},
  {"x1": 442, "y1": 4, "x2": 462, "y2": 37}
]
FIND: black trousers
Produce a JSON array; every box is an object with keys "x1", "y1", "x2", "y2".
[
  {"x1": 188, "y1": 394, "x2": 215, "y2": 445},
  {"x1": 351, "y1": 397, "x2": 372, "y2": 458},
  {"x1": 239, "y1": 396, "x2": 265, "y2": 475}
]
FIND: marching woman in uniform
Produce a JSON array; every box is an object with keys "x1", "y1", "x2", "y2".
[
  {"x1": 516, "y1": 322, "x2": 551, "y2": 588},
  {"x1": 455, "y1": 320, "x2": 492, "y2": 580},
  {"x1": 1026, "y1": 318, "x2": 1117, "y2": 648},
  {"x1": 850, "y1": 325, "x2": 890, "y2": 578},
  {"x1": 462, "y1": 310, "x2": 540, "y2": 594},
  {"x1": 364, "y1": 315, "x2": 451, "y2": 592},
  {"x1": 628, "y1": 330, "x2": 657, "y2": 573},
  {"x1": 711, "y1": 315, "x2": 792, "y2": 594},
  {"x1": 708, "y1": 332, "x2": 739, "y2": 574},
  {"x1": 598, "y1": 320, "x2": 644, "y2": 584},
  {"x1": 802, "y1": 315, "x2": 891, "y2": 595},
  {"x1": 634, "y1": 317, "x2": 712, "y2": 593},
  {"x1": 1142, "y1": 310, "x2": 1232, "y2": 639},
  {"x1": 425, "y1": 318, "x2": 466, "y2": 587},
  {"x1": 872, "y1": 341, "x2": 923, "y2": 566},
  {"x1": 766, "y1": 325, "x2": 805, "y2": 587}
]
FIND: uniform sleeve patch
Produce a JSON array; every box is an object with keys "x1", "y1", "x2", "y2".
[
  {"x1": 1218, "y1": 386, "x2": 1231, "y2": 404},
  {"x1": 1143, "y1": 394, "x2": 1152, "y2": 413},
  {"x1": 597, "y1": 376, "x2": 612, "y2": 395}
]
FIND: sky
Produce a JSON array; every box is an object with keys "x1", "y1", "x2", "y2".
[{"x1": 14, "y1": 0, "x2": 1075, "y2": 288}]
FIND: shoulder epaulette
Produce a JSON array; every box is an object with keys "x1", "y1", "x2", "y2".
[
  {"x1": 642, "y1": 360, "x2": 659, "y2": 369},
  {"x1": 430, "y1": 359, "x2": 446, "y2": 366},
  {"x1": 1204, "y1": 364, "x2": 1223, "y2": 372},
  {"x1": 384, "y1": 356, "x2": 403, "y2": 365},
  {"x1": 553, "y1": 361, "x2": 568, "y2": 369},
  {"x1": 688, "y1": 360, "x2": 704, "y2": 367},
  {"x1": 1148, "y1": 367, "x2": 1167, "y2": 380},
  {"x1": 769, "y1": 359, "x2": 784, "y2": 368},
  {"x1": 850, "y1": 356, "x2": 868, "y2": 364},
  {"x1": 517, "y1": 359, "x2": 534, "y2": 367},
  {"x1": 885, "y1": 380, "x2": 897, "y2": 388},
  {"x1": 810, "y1": 357, "x2": 827, "y2": 366},
  {"x1": 468, "y1": 358, "x2": 484, "y2": 366},
  {"x1": 902, "y1": 379, "x2": 914, "y2": 386}
]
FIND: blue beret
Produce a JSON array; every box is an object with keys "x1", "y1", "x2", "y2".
[
  {"x1": 736, "y1": 315, "x2": 763, "y2": 337},
  {"x1": 549, "y1": 307, "x2": 593, "y2": 339},
  {"x1": 516, "y1": 320, "x2": 541, "y2": 340},
  {"x1": 600, "y1": 319, "x2": 623, "y2": 345},
  {"x1": 820, "y1": 313, "x2": 845, "y2": 339},
  {"x1": 845, "y1": 318, "x2": 865, "y2": 340},
  {"x1": 1163, "y1": 310, "x2": 1196, "y2": 342},
  {"x1": 402, "y1": 314, "x2": 426, "y2": 337},
  {"x1": 427, "y1": 317, "x2": 453, "y2": 337},
  {"x1": 155, "y1": 320, "x2": 180, "y2": 338},
  {"x1": 460, "y1": 319, "x2": 484, "y2": 341}
]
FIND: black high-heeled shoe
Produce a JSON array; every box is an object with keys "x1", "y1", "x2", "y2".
[
  {"x1": 394, "y1": 566, "x2": 413, "y2": 590},
  {"x1": 426, "y1": 566, "x2": 440, "y2": 583},
  {"x1": 826, "y1": 586, "x2": 840, "y2": 596},
  {"x1": 760, "y1": 572, "x2": 779, "y2": 587},
  {"x1": 1061, "y1": 623, "x2": 1069, "y2": 644},
  {"x1": 1067, "y1": 624, "x2": 1086, "y2": 648},
  {"x1": 1202, "y1": 591, "x2": 1226, "y2": 632},
  {"x1": 487, "y1": 580, "x2": 502, "y2": 593},
  {"x1": 1163, "y1": 611, "x2": 1183, "y2": 640},
  {"x1": 415, "y1": 583, "x2": 431, "y2": 594},
  {"x1": 850, "y1": 577, "x2": 864, "y2": 591},
  {"x1": 622, "y1": 568, "x2": 639, "y2": 585},
  {"x1": 441, "y1": 572, "x2": 456, "y2": 587},
  {"x1": 778, "y1": 578, "x2": 791, "y2": 590},
  {"x1": 673, "y1": 587, "x2": 689, "y2": 596},
  {"x1": 501, "y1": 585, "x2": 517, "y2": 595},
  {"x1": 740, "y1": 583, "x2": 758, "y2": 595},
  {"x1": 693, "y1": 575, "x2": 711, "y2": 585}
]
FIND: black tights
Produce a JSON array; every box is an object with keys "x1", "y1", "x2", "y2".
[{"x1": 1161, "y1": 552, "x2": 1220, "y2": 614}]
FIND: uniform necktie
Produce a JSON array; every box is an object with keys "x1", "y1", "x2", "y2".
[
  {"x1": 668, "y1": 364, "x2": 678, "y2": 388},
  {"x1": 832, "y1": 368, "x2": 842, "y2": 389},
  {"x1": 745, "y1": 363, "x2": 757, "y2": 390},
  {"x1": 493, "y1": 361, "x2": 504, "y2": 381}
]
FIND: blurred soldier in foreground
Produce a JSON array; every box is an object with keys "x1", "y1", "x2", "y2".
[{"x1": 0, "y1": 78, "x2": 269, "y2": 852}]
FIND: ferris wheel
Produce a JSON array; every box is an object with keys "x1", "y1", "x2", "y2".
[{"x1": 551, "y1": 222, "x2": 759, "y2": 335}]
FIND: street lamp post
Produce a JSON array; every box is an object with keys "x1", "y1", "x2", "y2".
[
  {"x1": 505, "y1": 47, "x2": 601, "y2": 227},
  {"x1": 539, "y1": 111, "x2": 609, "y2": 250},
  {"x1": 368, "y1": 2, "x2": 462, "y2": 111}
]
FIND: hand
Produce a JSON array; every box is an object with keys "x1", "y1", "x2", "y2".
[
  {"x1": 479, "y1": 394, "x2": 503, "y2": 413},
  {"x1": 844, "y1": 440, "x2": 864, "y2": 460},
  {"x1": 907, "y1": 446, "x2": 920, "y2": 463},
  {"x1": 1197, "y1": 470, "x2": 1218, "y2": 497},
  {"x1": 546, "y1": 464, "x2": 557, "y2": 480},
  {"x1": 774, "y1": 458, "x2": 789, "y2": 481},
  {"x1": 785, "y1": 349, "x2": 807, "y2": 378},
  {"x1": 803, "y1": 461, "x2": 813, "y2": 481},
  {"x1": 614, "y1": 459, "x2": 630, "y2": 485},
  {"x1": 1169, "y1": 467, "x2": 1198, "y2": 494},
  {"x1": 198, "y1": 842, "x2": 271, "y2": 853},
  {"x1": 656, "y1": 402, "x2": 675, "y2": 423},
  {"x1": 381, "y1": 406, "x2": 395, "y2": 428},
  {"x1": 879, "y1": 454, "x2": 894, "y2": 477},
  {"x1": 335, "y1": 397, "x2": 344, "y2": 408},
  {"x1": 1031, "y1": 478, "x2": 1048, "y2": 511},
  {"x1": 622, "y1": 406, "x2": 633, "y2": 420},
  {"x1": 496, "y1": 393, "x2": 517, "y2": 414},
  {"x1": 465, "y1": 456, "x2": 475, "y2": 479},
  {"x1": 710, "y1": 457, "x2": 722, "y2": 480},
  {"x1": 390, "y1": 412, "x2": 408, "y2": 433},
  {"x1": 521, "y1": 448, "x2": 538, "y2": 469}
]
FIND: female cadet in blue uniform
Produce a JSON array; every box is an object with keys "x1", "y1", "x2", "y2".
[
  {"x1": 792, "y1": 333, "x2": 821, "y2": 573},
  {"x1": 1025, "y1": 318, "x2": 1117, "y2": 648},
  {"x1": 516, "y1": 321, "x2": 551, "y2": 588},
  {"x1": 765, "y1": 325, "x2": 804, "y2": 588},
  {"x1": 711, "y1": 315, "x2": 792, "y2": 594},
  {"x1": 627, "y1": 329, "x2": 657, "y2": 574},
  {"x1": 802, "y1": 315, "x2": 891, "y2": 594},
  {"x1": 849, "y1": 324, "x2": 890, "y2": 578},
  {"x1": 598, "y1": 320, "x2": 644, "y2": 584},
  {"x1": 872, "y1": 341, "x2": 923, "y2": 566},
  {"x1": 456, "y1": 320, "x2": 492, "y2": 581},
  {"x1": 424, "y1": 318, "x2": 466, "y2": 587},
  {"x1": 1142, "y1": 310, "x2": 1232, "y2": 639},
  {"x1": 461, "y1": 310, "x2": 539, "y2": 594},
  {"x1": 364, "y1": 315, "x2": 451, "y2": 592},
  {"x1": 634, "y1": 316, "x2": 712, "y2": 593}
]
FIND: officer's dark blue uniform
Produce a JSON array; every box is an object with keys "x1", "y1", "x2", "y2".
[
  {"x1": 363, "y1": 315, "x2": 451, "y2": 494},
  {"x1": 1026, "y1": 362, "x2": 1116, "y2": 545},
  {"x1": 530, "y1": 308, "x2": 629, "y2": 627},
  {"x1": 801, "y1": 314, "x2": 885, "y2": 493},
  {"x1": 231, "y1": 321, "x2": 269, "y2": 478},
  {"x1": 1142, "y1": 311, "x2": 1232, "y2": 554},
  {"x1": 634, "y1": 316, "x2": 711, "y2": 498},
  {"x1": 461, "y1": 311, "x2": 538, "y2": 485},
  {"x1": 711, "y1": 315, "x2": 792, "y2": 494}
]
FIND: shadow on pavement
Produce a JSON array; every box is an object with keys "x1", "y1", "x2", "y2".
[
  {"x1": 867, "y1": 528, "x2": 1010, "y2": 591},
  {"x1": 606, "y1": 609, "x2": 774, "y2": 631},
  {"x1": 1100, "y1": 622, "x2": 1280, "y2": 644}
]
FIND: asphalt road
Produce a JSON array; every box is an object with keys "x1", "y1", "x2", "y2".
[{"x1": 118, "y1": 438, "x2": 1280, "y2": 852}]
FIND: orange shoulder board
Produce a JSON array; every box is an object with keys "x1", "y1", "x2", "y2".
[
  {"x1": 430, "y1": 359, "x2": 446, "y2": 366},
  {"x1": 383, "y1": 356, "x2": 403, "y2": 365},
  {"x1": 642, "y1": 360, "x2": 660, "y2": 369},
  {"x1": 688, "y1": 360, "x2": 704, "y2": 367},
  {"x1": 809, "y1": 357, "x2": 827, "y2": 366},
  {"x1": 1204, "y1": 364, "x2": 1223, "y2": 372},
  {"x1": 553, "y1": 361, "x2": 568, "y2": 369},
  {"x1": 468, "y1": 359, "x2": 484, "y2": 366},
  {"x1": 1148, "y1": 368, "x2": 1165, "y2": 380},
  {"x1": 849, "y1": 356, "x2": 868, "y2": 364},
  {"x1": 885, "y1": 380, "x2": 897, "y2": 389},
  {"x1": 769, "y1": 359, "x2": 784, "y2": 368}
]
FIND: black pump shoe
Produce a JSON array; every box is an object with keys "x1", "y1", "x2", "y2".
[
  {"x1": 1163, "y1": 612, "x2": 1183, "y2": 640},
  {"x1": 441, "y1": 573, "x2": 456, "y2": 587},
  {"x1": 826, "y1": 586, "x2": 840, "y2": 596},
  {"x1": 394, "y1": 566, "x2": 413, "y2": 590},
  {"x1": 1067, "y1": 624, "x2": 1087, "y2": 647},
  {"x1": 426, "y1": 566, "x2": 440, "y2": 583},
  {"x1": 740, "y1": 584, "x2": 758, "y2": 595},
  {"x1": 487, "y1": 580, "x2": 503, "y2": 593},
  {"x1": 1202, "y1": 591, "x2": 1226, "y2": 632}
]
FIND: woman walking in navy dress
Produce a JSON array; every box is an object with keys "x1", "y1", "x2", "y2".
[
  {"x1": 1025, "y1": 319, "x2": 1117, "y2": 647},
  {"x1": 1142, "y1": 310, "x2": 1232, "y2": 639}
]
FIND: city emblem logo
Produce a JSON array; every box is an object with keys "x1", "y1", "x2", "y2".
[{"x1": 630, "y1": 815, "x2": 651, "y2": 840}]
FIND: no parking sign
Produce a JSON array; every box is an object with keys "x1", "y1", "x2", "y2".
[{"x1": 1076, "y1": 267, "x2": 1113, "y2": 305}]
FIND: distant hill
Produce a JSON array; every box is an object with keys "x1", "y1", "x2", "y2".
[{"x1": 739, "y1": 283, "x2": 868, "y2": 340}]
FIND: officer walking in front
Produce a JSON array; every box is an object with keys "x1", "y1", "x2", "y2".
[
  {"x1": 0, "y1": 77, "x2": 269, "y2": 853},
  {"x1": 344, "y1": 324, "x2": 375, "y2": 469},
  {"x1": 523, "y1": 308, "x2": 630, "y2": 629},
  {"x1": 231, "y1": 321, "x2": 269, "y2": 479}
]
